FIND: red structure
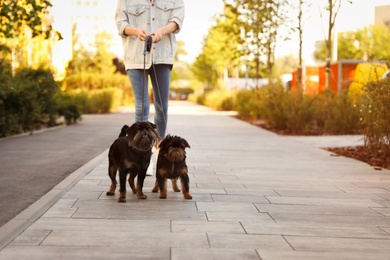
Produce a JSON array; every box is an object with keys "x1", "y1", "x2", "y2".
[{"x1": 291, "y1": 60, "x2": 372, "y2": 95}]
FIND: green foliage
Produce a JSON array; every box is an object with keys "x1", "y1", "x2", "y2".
[
  {"x1": 0, "y1": 56, "x2": 19, "y2": 136},
  {"x1": 63, "y1": 72, "x2": 133, "y2": 113},
  {"x1": 314, "y1": 24, "x2": 390, "y2": 63},
  {"x1": 192, "y1": 3, "x2": 242, "y2": 90},
  {"x1": 202, "y1": 89, "x2": 234, "y2": 111},
  {"x1": 361, "y1": 78, "x2": 390, "y2": 156},
  {"x1": 12, "y1": 67, "x2": 59, "y2": 127},
  {"x1": 83, "y1": 88, "x2": 115, "y2": 114},
  {"x1": 234, "y1": 89, "x2": 262, "y2": 119},
  {"x1": 326, "y1": 90, "x2": 362, "y2": 134},
  {"x1": 56, "y1": 91, "x2": 83, "y2": 125},
  {"x1": 210, "y1": 84, "x2": 363, "y2": 135},
  {"x1": 0, "y1": 0, "x2": 61, "y2": 39},
  {"x1": 0, "y1": 66, "x2": 69, "y2": 136}
]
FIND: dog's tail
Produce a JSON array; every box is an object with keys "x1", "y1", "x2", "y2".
[{"x1": 119, "y1": 125, "x2": 129, "y2": 137}]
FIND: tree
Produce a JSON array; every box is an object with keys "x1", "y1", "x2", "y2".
[
  {"x1": 320, "y1": 0, "x2": 352, "y2": 86},
  {"x1": 93, "y1": 32, "x2": 116, "y2": 75},
  {"x1": 192, "y1": 2, "x2": 242, "y2": 90},
  {"x1": 0, "y1": 0, "x2": 53, "y2": 39},
  {"x1": 233, "y1": 0, "x2": 287, "y2": 84},
  {"x1": 313, "y1": 24, "x2": 390, "y2": 64},
  {"x1": 0, "y1": 0, "x2": 61, "y2": 70},
  {"x1": 291, "y1": 0, "x2": 312, "y2": 93},
  {"x1": 319, "y1": 0, "x2": 352, "y2": 122}
]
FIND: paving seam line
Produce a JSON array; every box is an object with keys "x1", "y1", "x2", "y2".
[{"x1": 0, "y1": 148, "x2": 108, "y2": 250}]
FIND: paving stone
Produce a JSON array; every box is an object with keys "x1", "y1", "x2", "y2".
[
  {"x1": 206, "y1": 211, "x2": 274, "y2": 222},
  {"x1": 255, "y1": 203, "x2": 382, "y2": 216},
  {"x1": 9, "y1": 229, "x2": 51, "y2": 246},
  {"x1": 285, "y1": 236, "x2": 390, "y2": 253},
  {"x1": 265, "y1": 196, "x2": 384, "y2": 207},
  {"x1": 207, "y1": 233, "x2": 292, "y2": 250},
  {"x1": 268, "y1": 212, "x2": 390, "y2": 227},
  {"x1": 211, "y1": 194, "x2": 269, "y2": 203},
  {"x1": 257, "y1": 249, "x2": 390, "y2": 260},
  {"x1": 197, "y1": 201, "x2": 258, "y2": 212},
  {"x1": 171, "y1": 248, "x2": 260, "y2": 260},
  {"x1": 0, "y1": 246, "x2": 169, "y2": 259},
  {"x1": 41, "y1": 230, "x2": 209, "y2": 248},
  {"x1": 241, "y1": 222, "x2": 390, "y2": 239},
  {"x1": 29, "y1": 218, "x2": 170, "y2": 233},
  {"x1": 172, "y1": 220, "x2": 246, "y2": 234}
]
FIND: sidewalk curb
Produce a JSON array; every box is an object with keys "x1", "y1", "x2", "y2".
[{"x1": 0, "y1": 149, "x2": 108, "y2": 250}]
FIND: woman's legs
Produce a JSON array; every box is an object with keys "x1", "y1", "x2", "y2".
[
  {"x1": 150, "y1": 64, "x2": 171, "y2": 139},
  {"x1": 127, "y1": 69, "x2": 149, "y2": 122},
  {"x1": 127, "y1": 64, "x2": 171, "y2": 139}
]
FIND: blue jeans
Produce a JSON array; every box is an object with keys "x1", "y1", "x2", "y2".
[{"x1": 127, "y1": 64, "x2": 171, "y2": 139}]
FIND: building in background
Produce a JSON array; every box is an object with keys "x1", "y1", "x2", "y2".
[
  {"x1": 375, "y1": 5, "x2": 390, "y2": 27},
  {"x1": 50, "y1": 0, "x2": 121, "y2": 79}
]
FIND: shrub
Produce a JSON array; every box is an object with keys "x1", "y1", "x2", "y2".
[
  {"x1": 62, "y1": 72, "x2": 133, "y2": 111},
  {"x1": 203, "y1": 89, "x2": 234, "y2": 111},
  {"x1": 283, "y1": 91, "x2": 322, "y2": 135},
  {"x1": 326, "y1": 90, "x2": 362, "y2": 134},
  {"x1": 0, "y1": 58, "x2": 20, "y2": 136},
  {"x1": 234, "y1": 89, "x2": 262, "y2": 119},
  {"x1": 12, "y1": 67, "x2": 60, "y2": 127},
  {"x1": 84, "y1": 88, "x2": 115, "y2": 114},
  {"x1": 361, "y1": 78, "x2": 390, "y2": 156},
  {"x1": 56, "y1": 91, "x2": 83, "y2": 125}
]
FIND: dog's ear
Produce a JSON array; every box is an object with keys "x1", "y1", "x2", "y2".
[
  {"x1": 181, "y1": 138, "x2": 190, "y2": 149},
  {"x1": 119, "y1": 125, "x2": 129, "y2": 137},
  {"x1": 148, "y1": 122, "x2": 157, "y2": 129}
]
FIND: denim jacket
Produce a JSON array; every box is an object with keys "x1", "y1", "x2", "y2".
[{"x1": 116, "y1": 0, "x2": 185, "y2": 70}]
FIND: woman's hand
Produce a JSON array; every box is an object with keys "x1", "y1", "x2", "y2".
[
  {"x1": 135, "y1": 28, "x2": 148, "y2": 41},
  {"x1": 124, "y1": 26, "x2": 148, "y2": 41},
  {"x1": 150, "y1": 29, "x2": 163, "y2": 43}
]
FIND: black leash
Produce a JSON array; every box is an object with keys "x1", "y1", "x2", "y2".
[
  {"x1": 142, "y1": 36, "x2": 167, "y2": 129},
  {"x1": 142, "y1": 36, "x2": 153, "y2": 121}
]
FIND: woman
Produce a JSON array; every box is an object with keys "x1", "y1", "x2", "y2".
[{"x1": 115, "y1": 0, "x2": 185, "y2": 139}]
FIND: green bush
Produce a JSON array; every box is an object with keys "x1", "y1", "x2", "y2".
[
  {"x1": 63, "y1": 72, "x2": 133, "y2": 111},
  {"x1": 84, "y1": 88, "x2": 115, "y2": 114},
  {"x1": 326, "y1": 90, "x2": 362, "y2": 134},
  {"x1": 234, "y1": 89, "x2": 262, "y2": 119},
  {"x1": 0, "y1": 58, "x2": 20, "y2": 136},
  {"x1": 230, "y1": 84, "x2": 361, "y2": 135},
  {"x1": 202, "y1": 89, "x2": 234, "y2": 111},
  {"x1": 56, "y1": 91, "x2": 83, "y2": 125},
  {"x1": 12, "y1": 67, "x2": 60, "y2": 127},
  {"x1": 361, "y1": 78, "x2": 390, "y2": 155},
  {"x1": 283, "y1": 91, "x2": 322, "y2": 135}
]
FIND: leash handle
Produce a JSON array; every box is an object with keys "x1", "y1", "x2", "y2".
[{"x1": 144, "y1": 36, "x2": 153, "y2": 55}]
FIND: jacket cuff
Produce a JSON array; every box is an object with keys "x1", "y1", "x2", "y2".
[
  {"x1": 170, "y1": 18, "x2": 181, "y2": 34},
  {"x1": 118, "y1": 24, "x2": 128, "y2": 38}
]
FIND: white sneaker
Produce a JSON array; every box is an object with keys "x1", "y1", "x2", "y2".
[{"x1": 146, "y1": 155, "x2": 156, "y2": 176}]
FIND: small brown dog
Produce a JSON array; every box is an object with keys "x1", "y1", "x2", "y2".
[
  {"x1": 152, "y1": 135, "x2": 192, "y2": 199},
  {"x1": 106, "y1": 122, "x2": 159, "y2": 202}
]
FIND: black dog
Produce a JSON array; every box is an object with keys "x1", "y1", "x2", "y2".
[
  {"x1": 152, "y1": 135, "x2": 192, "y2": 199},
  {"x1": 106, "y1": 122, "x2": 159, "y2": 202}
]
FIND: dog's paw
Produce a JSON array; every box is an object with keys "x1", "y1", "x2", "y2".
[
  {"x1": 117, "y1": 197, "x2": 126, "y2": 203},
  {"x1": 106, "y1": 191, "x2": 115, "y2": 196},
  {"x1": 151, "y1": 187, "x2": 159, "y2": 193},
  {"x1": 173, "y1": 187, "x2": 181, "y2": 192},
  {"x1": 159, "y1": 195, "x2": 167, "y2": 199},
  {"x1": 137, "y1": 193, "x2": 147, "y2": 199},
  {"x1": 183, "y1": 193, "x2": 192, "y2": 200}
]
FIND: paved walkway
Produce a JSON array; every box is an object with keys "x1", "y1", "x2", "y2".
[{"x1": 0, "y1": 101, "x2": 389, "y2": 259}]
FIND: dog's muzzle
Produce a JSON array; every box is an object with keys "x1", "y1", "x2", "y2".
[{"x1": 132, "y1": 133, "x2": 155, "y2": 151}]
